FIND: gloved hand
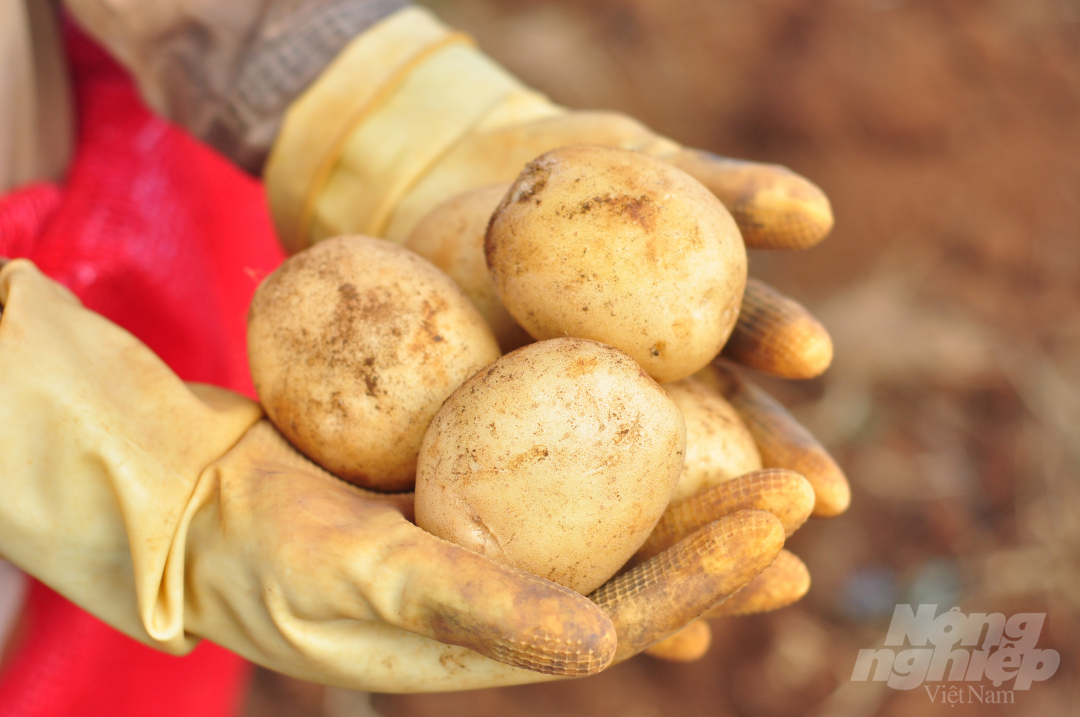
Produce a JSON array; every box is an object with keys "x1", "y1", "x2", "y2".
[
  {"x1": 262, "y1": 4, "x2": 849, "y2": 514},
  {"x1": 0, "y1": 257, "x2": 786, "y2": 691},
  {"x1": 264, "y1": 6, "x2": 831, "y2": 254},
  {"x1": 267, "y1": 5, "x2": 850, "y2": 669}
]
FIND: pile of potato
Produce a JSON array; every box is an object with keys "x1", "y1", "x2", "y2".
[{"x1": 247, "y1": 145, "x2": 764, "y2": 596}]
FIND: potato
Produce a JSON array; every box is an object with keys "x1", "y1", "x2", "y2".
[
  {"x1": 486, "y1": 145, "x2": 747, "y2": 383},
  {"x1": 663, "y1": 376, "x2": 763, "y2": 501},
  {"x1": 405, "y1": 183, "x2": 533, "y2": 353},
  {"x1": 247, "y1": 235, "x2": 501, "y2": 491},
  {"x1": 415, "y1": 337, "x2": 686, "y2": 594}
]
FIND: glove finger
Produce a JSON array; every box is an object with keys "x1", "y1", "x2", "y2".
[
  {"x1": 704, "y1": 549, "x2": 811, "y2": 618},
  {"x1": 201, "y1": 422, "x2": 616, "y2": 678},
  {"x1": 722, "y1": 278, "x2": 833, "y2": 379},
  {"x1": 590, "y1": 510, "x2": 784, "y2": 663},
  {"x1": 666, "y1": 150, "x2": 833, "y2": 250},
  {"x1": 633, "y1": 469, "x2": 813, "y2": 565},
  {"x1": 698, "y1": 364, "x2": 851, "y2": 518},
  {"x1": 384, "y1": 521, "x2": 617, "y2": 676},
  {"x1": 643, "y1": 620, "x2": 712, "y2": 662}
]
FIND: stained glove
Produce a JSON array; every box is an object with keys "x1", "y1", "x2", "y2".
[
  {"x1": 264, "y1": 6, "x2": 831, "y2": 253},
  {"x1": 0, "y1": 257, "x2": 786, "y2": 691}
]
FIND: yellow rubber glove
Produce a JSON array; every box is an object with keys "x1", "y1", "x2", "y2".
[
  {"x1": 264, "y1": 6, "x2": 832, "y2": 255},
  {"x1": 0, "y1": 257, "x2": 785, "y2": 690}
]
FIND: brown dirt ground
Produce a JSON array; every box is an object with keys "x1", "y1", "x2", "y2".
[{"x1": 245, "y1": 1, "x2": 1080, "y2": 715}]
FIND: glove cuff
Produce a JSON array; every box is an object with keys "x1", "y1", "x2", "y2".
[
  {"x1": 0, "y1": 260, "x2": 264, "y2": 653},
  {"x1": 264, "y1": 6, "x2": 558, "y2": 253}
]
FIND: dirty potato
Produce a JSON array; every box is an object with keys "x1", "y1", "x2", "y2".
[
  {"x1": 486, "y1": 145, "x2": 747, "y2": 384},
  {"x1": 405, "y1": 183, "x2": 533, "y2": 353},
  {"x1": 415, "y1": 337, "x2": 686, "y2": 594},
  {"x1": 663, "y1": 376, "x2": 762, "y2": 501},
  {"x1": 247, "y1": 235, "x2": 501, "y2": 492}
]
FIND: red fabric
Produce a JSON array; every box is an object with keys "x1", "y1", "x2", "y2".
[{"x1": 0, "y1": 23, "x2": 287, "y2": 717}]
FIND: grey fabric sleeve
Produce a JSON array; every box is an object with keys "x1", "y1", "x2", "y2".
[
  {"x1": 64, "y1": 0, "x2": 410, "y2": 174},
  {"x1": 206, "y1": 0, "x2": 409, "y2": 172}
]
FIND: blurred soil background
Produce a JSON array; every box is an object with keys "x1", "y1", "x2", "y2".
[{"x1": 245, "y1": 1, "x2": 1080, "y2": 715}]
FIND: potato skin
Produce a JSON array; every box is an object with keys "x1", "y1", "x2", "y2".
[
  {"x1": 405, "y1": 183, "x2": 534, "y2": 353},
  {"x1": 663, "y1": 376, "x2": 763, "y2": 501},
  {"x1": 247, "y1": 235, "x2": 501, "y2": 491},
  {"x1": 486, "y1": 145, "x2": 747, "y2": 384},
  {"x1": 415, "y1": 337, "x2": 686, "y2": 594}
]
